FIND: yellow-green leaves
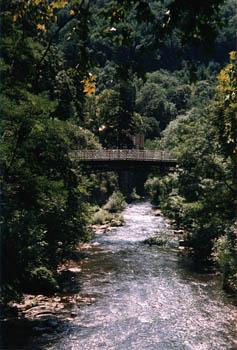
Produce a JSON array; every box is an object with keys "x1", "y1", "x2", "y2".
[
  {"x1": 36, "y1": 23, "x2": 46, "y2": 31},
  {"x1": 82, "y1": 74, "x2": 97, "y2": 96},
  {"x1": 215, "y1": 51, "x2": 237, "y2": 156},
  {"x1": 11, "y1": 0, "x2": 73, "y2": 32},
  {"x1": 230, "y1": 51, "x2": 237, "y2": 61},
  {"x1": 50, "y1": 0, "x2": 68, "y2": 10}
]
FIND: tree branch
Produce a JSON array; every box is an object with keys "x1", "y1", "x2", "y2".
[
  {"x1": 210, "y1": 157, "x2": 236, "y2": 194},
  {"x1": 36, "y1": 0, "x2": 88, "y2": 69},
  {"x1": 37, "y1": 16, "x2": 76, "y2": 70}
]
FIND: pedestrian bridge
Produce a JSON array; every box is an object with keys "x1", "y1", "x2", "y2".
[{"x1": 70, "y1": 149, "x2": 176, "y2": 170}]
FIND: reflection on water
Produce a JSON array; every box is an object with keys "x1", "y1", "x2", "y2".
[{"x1": 17, "y1": 203, "x2": 237, "y2": 349}]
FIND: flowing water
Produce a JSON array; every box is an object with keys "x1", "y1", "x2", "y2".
[{"x1": 7, "y1": 202, "x2": 237, "y2": 349}]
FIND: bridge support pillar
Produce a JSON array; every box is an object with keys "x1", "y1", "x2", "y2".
[
  {"x1": 118, "y1": 170, "x2": 133, "y2": 198},
  {"x1": 118, "y1": 169, "x2": 149, "y2": 199}
]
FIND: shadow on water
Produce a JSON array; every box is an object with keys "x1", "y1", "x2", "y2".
[{"x1": 0, "y1": 317, "x2": 71, "y2": 350}]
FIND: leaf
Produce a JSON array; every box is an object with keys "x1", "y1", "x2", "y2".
[
  {"x1": 36, "y1": 23, "x2": 46, "y2": 32},
  {"x1": 51, "y1": 0, "x2": 68, "y2": 9},
  {"x1": 34, "y1": 0, "x2": 44, "y2": 4},
  {"x1": 230, "y1": 51, "x2": 237, "y2": 61},
  {"x1": 82, "y1": 74, "x2": 97, "y2": 96}
]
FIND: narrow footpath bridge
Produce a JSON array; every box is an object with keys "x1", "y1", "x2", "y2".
[{"x1": 70, "y1": 149, "x2": 176, "y2": 171}]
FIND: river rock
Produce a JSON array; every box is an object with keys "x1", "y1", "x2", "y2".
[
  {"x1": 67, "y1": 267, "x2": 81, "y2": 273},
  {"x1": 154, "y1": 209, "x2": 162, "y2": 216},
  {"x1": 184, "y1": 342, "x2": 194, "y2": 350},
  {"x1": 174, "y1": 230, "x2": 184, "y2": 235},
  {"x1": 232, "y1": 340, "x2": 237, "y2": 349},
  {"x1": 35, "y1": 313, "x2": 57, "y2": 319},
  {"x1": 99, "y1": 225, "x2": 108, "y2": 230},
  {"x1": 179, "y1": 240, "x2": 187, "y2": 247}
]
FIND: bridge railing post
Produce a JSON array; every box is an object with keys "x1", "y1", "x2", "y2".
[
  {"x1": 113, "y1": 149, "x2": 116, "y2": 160},
  {"x1": 127, "y1": 149, "x2": 132, "y2": 160},
  {"x1": 91, "y1": 150, "x2": 95, "y2": 160}
]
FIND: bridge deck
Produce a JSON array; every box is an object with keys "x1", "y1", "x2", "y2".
[{"x1": 70, "y1": 149, "x2": 176, "y2": 163}]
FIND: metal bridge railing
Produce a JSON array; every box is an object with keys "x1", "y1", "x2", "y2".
[{"x1": 70, "y1": 149, "x2": 176, "y2": 162}]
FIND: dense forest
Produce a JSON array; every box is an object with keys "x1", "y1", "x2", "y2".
[{"x1": 1, "y1": 0, "x2": 237, "y2": 306}]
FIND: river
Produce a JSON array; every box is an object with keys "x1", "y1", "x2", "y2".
[{"x1": 7, "y1": 202, "x2": 237, "y2": 349}]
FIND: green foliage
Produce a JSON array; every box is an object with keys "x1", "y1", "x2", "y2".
[
  {"x1": 213, "y1": 52, "x2": 237, "y2": 160},
  {"x1": 91, "y1": 209, "x2": 114, "y2": 225},
  {"x1": 210, "y1": 53, "x2": 237, "y2": 287},
  {"x1": 130, "y1": 188, "x2": 141, "y2": 201},
  {"x1": 103, "y1": 191, "x2": 126, "y2": 213},
  {"x1": 87, "y1": 172, "x2": 119, "y2": 206},
  {"x1": 213, "y1": 230, "x2": 237, "y2": 292},
  {"x1": 0, "y1": 0, "x2": 234, "y2": 303},
  {"x1": 0, "y1": 0, "x2": 97, "y2": 302},
  {"x1": 145, "y1": 177, "x2": 162, "y2": 205},
  {"x1": 136, "y1": 82, "x2": 177, "y2": 135},
  {"x1": 135, "y1": 70, "x2": 192, "y2": 139},
  {"x1": 166, "y1": 0, "x2": 225, "y2": 51},
  {"x1": 91, "y1": 208, "x2": 124, "y2": 226},
  {"x1": 1, "y1": 114, "x2": 95, "y2": 300},
  {"x1": 143, "y1": 235, "x2": 168, "y2": 247},
  {"x1": 27, "y1": 267, "x2": 58, "y2": 294},
  {"x1": 213, "y1": 234, "x2": 235, "y2": 271},
  {"x1": 146, "y1": 81, "x2": 234, "y2": 269}
]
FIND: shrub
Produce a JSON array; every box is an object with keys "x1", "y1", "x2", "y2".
[
  {"x1": 103, "y1": 191, "x2": 126, "y2": 213},
  {"x1": 130, "y1": 188, "x2": 141, "y2": 201},
  {"x1": 111, "y1": 214, "x2": 125, "y2": 226},
  {"x1": 27, "y1": 267, "x2": 58, "y2": 294},
  {"x1": 213, "y1": 231, "x2": 237, "y2": 292},
  {"x1": 91, "y1": 209, "x2": 125, "y2": 226},
  {"x1": 143, "y1": 236, "x2": 168, "y2": 246},
  {"x1": 91, "y1": 209, "x2": 114, "y2": 225},
  {"x1": 145, "y1": 177, "x2": 161, "y2": 204}
]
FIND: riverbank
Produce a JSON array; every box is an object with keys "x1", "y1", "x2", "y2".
[
  {"x1": 144, "y1": 208, "x2": 186, "y2": 250},
  {"x1": 1, "y1": 191, "x2": 127, "y2": 322},
  {"x1": 0, "y1": 210, "x2": 126, "y2": 344}
]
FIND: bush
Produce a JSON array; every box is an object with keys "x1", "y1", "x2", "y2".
[
  {"x1": 91, "y1": 209, "x2": 125, "y2": 226},
  {"x1": 27, "y1": 267, "x2": 58, "y2": 294},
  {"x1": 91, "y1": 209, "x2": 114, "y2": 225},
  {"x1": 110, "y1": 214, "x2": 125, "y2": 226},
  {"x1": 103, "y1": 191, "x2": 126, "y2": 213},
  {"x1": 130, "y1": 188, "x2": 141, "y2": 201},
  {"x1": 213, "y1": 230, "x2": 237, "y2": 292},
  {"x1": 145, "y1": 177, "x2": 161, "y2": 204},
  {"x1": 143, "y1": 236, "x2": 168, "y2": 246}
]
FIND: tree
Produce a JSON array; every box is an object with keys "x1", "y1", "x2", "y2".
[
  {"x1": 147, "y1": 87, "x2": 234, "y2": 267},
  {"x1": 136, "y1": 82, "x2": 176, "y2": 134},
  {"x1": 89, "y1": 0, "x2": 225, "y2": 146},
  {"x1": 213, "y1": 51, "x2": 237, "y2": 219},
  {"x1": 0, "y1": 0, "x2": 98, "y2": 301}
]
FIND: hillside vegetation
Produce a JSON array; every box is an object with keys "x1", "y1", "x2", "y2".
[{"x1": 0, "y1": 0, "x2": 236, "y2": 302}]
